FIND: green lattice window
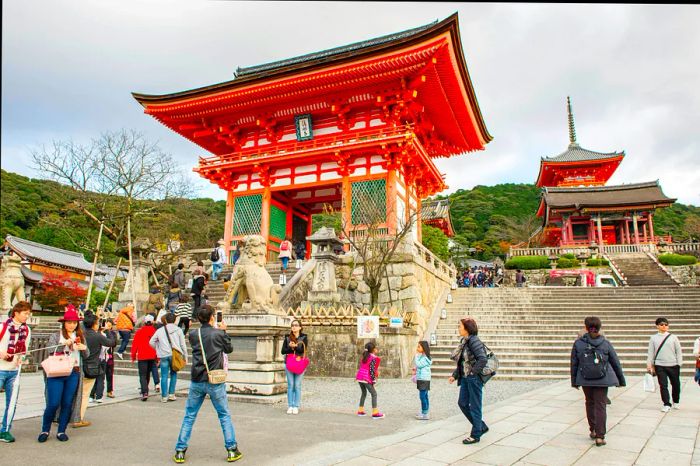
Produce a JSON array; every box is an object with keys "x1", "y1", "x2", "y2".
[
  {"x1": 233, "y1": 194, "x2": 262, "y2": 236},
  {"x1": 269, "y1": 205, "x2": 287, "y2": 240},
  {"x1": 352, "y1": 179, "x2": 386, "y2": 225}
]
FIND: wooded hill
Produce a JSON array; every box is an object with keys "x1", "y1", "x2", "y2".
[{"x1": 2, "y1": 169, "x2": 698, "y2": 263}]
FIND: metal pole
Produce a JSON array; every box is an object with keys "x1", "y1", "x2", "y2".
[
  {"x1": 85, "y1": 222, "x2": 104, "y2": 310},
  {"x1": 102, "y1": 257, "x2": 123, "y2": 316},
  {"x1": 127, "y1": 217, "x2": 137, "y2": 316}
]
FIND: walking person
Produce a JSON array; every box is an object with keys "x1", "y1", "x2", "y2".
[
  {"x1": 173, "y1": 305, "x2": 242, "y2": 463},
  {"x1": 175, "y1": 296, "x2": 193, "y2": 334},
  {"x1": 278, "y1": 237, "x2": 294, "y2": 285},
  {"x1": 413, "y1": 341, "x2": 432, "y2": 420},
  {"x1": 571, "y1": 316, "x2": 626, "y2": 446},
  {"x1": 355, "y1": 342, "x2": 384, "y2": 419},
  {"x1": 115, "y1": 304, "x2": 135, "y2": 359},
  {"x1": 172, "y1": 263, "x2": 187, "y2": 290},
  {"x1": 78, "y1": 313, "x2": 116, "y2": 426},
  {"x1": 693, "y1": 335, "x2": 700, "y2": 387},
  {"x1": 191, "y1": 267, "x2": 206, "y2": 320},
  {"x1": 91, "y1": 319, "x2": 117, "y2": 401},
  {"x1": 211, "y1": 240, "x2": 227, "y2": 281},
  {"x1": 449, "y1": 318, "x2": 489, "y2": 444},
  {"x1": 166, "y1": 283, "x2": 182, "y2": 313},
  {"x1": 646, "y1": 317, "x2": 683, "y2": 412},
  {"x1": 281, "y1": 319, "x2": 308, "y2": 415},
  {"x1": 38, "y1": 306, "x2": 88, "y2": 443},
  {"x1": 131, "y1": 315, "x2": 158, "y2": 401},
  {"x1": 294, "y1": 240, "x2": 306, "y2": 268},
  {"x1": 150, "y1": 313, "x2": 188, "y2": 403},
  {"x1": 0, "y1": 301, "x2": 32, "y2": 443},
  {"x1": 515, "y1": 269, "x2": 525, "y2": 287}
]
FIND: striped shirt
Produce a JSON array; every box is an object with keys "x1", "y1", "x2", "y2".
[{"x1": 175, "y1": 303, "x2": 192, "y2": 319}]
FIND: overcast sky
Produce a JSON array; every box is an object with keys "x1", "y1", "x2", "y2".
[{"x1": 3, "y1": 1, "x2": 699, "y2": 205}]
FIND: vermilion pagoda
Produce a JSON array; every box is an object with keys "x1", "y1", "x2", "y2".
[
  {"x1": 536, "y1": 98, "x2": 675, "y2": 246},
  {"x1": 133, "y1": 14, "x2": 491, "y2": 259}
]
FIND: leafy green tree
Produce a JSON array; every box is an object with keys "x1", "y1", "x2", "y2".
[{"x1": 421, "y1": 224, "x2": 449, "y2": 261}]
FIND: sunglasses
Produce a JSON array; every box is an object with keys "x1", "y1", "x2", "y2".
[{"x1": 657, "y1": 323, "x2": 669, "y2": 326}]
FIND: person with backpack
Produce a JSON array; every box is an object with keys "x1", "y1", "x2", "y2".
[
  {"x1": 571, "y1": 316, "x2": 626, "y2": 447},
  {"x1": 172, "y1": 263, "x2": 186, "y2": 290},
  {"x1": 646, "y1": 317, "x2": 683, "y2": 412},
  {"x1": 449, "y1": 318, "x2": 489, "y2": 444},
  {"x1": 191, "y1": 267, "x2": 206, "y2": 320},
  {"x1": 211, "y1": 240, "x2": 227, "y2": 281},
  {"x1": 278, "y1": 237, "x2": 294, "y2": 285},
  {"x1": 515, "y1": 269, "x2": 525, "y2": 287}
]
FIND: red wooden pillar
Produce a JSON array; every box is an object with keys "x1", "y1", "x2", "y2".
[
  {"x1": 624, "y1": 219, "x2": 631, "y2": 244},
  {"x1": 305, "y1": 215, "x2": 313, "y2": 259},
  {"x1": 386, "y1": 170, "x2": 398, "y2": 235},
  {"x1": 223, "y1": 191, "x2": 234, "y2": 263},
  {"x1": 596, "y1": 215, "x2": 604, "y2": 246},
  {"x1": 416, "y1": 197, "x2": 423, "y2": 243},
  {"x1": 561, "y1": 216, "x2": 569, "y2": 244},
  {"x1": 648, "y1": 212, "x2": 656, "y2": 242},
  {"x1": 261, "y1": 187, "x2": 271, "y2": 250},
  {"x1": 632, "y1": 212, "x2": 640, "y2": 244},
  {"x1": 285, "y1": 201, "x2": 294, "y2": 240},
  {"x1": 567, "y1": 219, "x2": 575, "y2": 244},
  {"x1": 643, "y1": 221, "x2": 648, "y2": 243}
]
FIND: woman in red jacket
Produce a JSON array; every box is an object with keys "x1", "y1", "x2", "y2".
[{"x1": 131, "y1": 315, "x2": 158, "y2": 401}]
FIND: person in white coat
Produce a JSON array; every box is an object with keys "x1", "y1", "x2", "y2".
[{"x1": 211, "y1": 239, "x2": 227, "y2": 281}]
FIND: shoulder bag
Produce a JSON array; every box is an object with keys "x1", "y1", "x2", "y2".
[
  {"x1": 285, "y1": 340, "x2": 310, "y2": 375},
  {"x1": 165, "y1": 326, "x2": 186, "y2": 372},
  {"x1": 41, "y1": 343, "x2": 75, "y2": 378},
  {"x1": 197, "y1": 329, "x2": 227, "y2": 384},
  {"x1": 649, "y1": 334, "x2": 672, "y2": 376}
]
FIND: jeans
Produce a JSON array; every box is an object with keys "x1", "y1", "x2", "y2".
[
  {"x1": 117, "y1": 330, "x2": 132, "y2": 354},
  {"x1": 160, "y1": 357, "x2": 178, "y2": 397},
  {"x1": 212, "y1": 262, "x2": 223, "y2": 280},
  {"x1": 91, "y1": 361, "x2": 114, "y2": 399},
  {"x1": 42, "y1": 369, "x2": 80, "y2": 433},
  {"x1": 419, "y1": 389, "x2": 429, "y2": 414},
  {"x1": 285, "y1": 368, "x2": 304, "y2": 408},
  {"x1": 582, "y1": 386, "x2": 608, "y2": 438},
  {"x1": 655, "y1": 365, "x2": 681, "y2": 406},
  {"x1": 0, "y1": 369, "x2": 19, "y2": 433},
  {"x1": 458, "y1": 375, "x2": 487, "y2": 439},
  {"x1": 175, "y1": 381, "x2": 237, "y2": 451},
  {"x1": 280, "y1": 257, "x2": 289, "y2": 270}
]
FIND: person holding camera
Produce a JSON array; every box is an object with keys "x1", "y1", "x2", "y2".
[
  {"x1": 78, "y1": 313, "x2": 116, "y2": 427},
  {"x1": 173, "y1": 305, "x2": 241, "y2": 463}
]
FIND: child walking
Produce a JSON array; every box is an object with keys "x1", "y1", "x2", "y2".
[
  {"x1": 413, "y1": 341, "x2": 432, "y2": 420},
  {"x1": 355, "y1": 342, "x2": 384, "y2": 419}
]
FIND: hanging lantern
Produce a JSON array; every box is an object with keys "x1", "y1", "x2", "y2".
[
  {"x1": 441, "y1": 308, "x2": 447, "y2": 319},
  {"x1": 446, "y1": 293, "x2": 453, "y2": 303}
]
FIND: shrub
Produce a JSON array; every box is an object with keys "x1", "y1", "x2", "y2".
[
  {"x1": 504, "y1": 255, "x2": 550, "y2": 270},
  {"x1": 560, "y1": 253, "x2": 576, "y2": 260},
  {"x1": 658, "y1": 254, "x2": 697, "y2": 266},
  {"x1": 556, "y1": 257, "x2": 580, "y2": 268},
  {"x1": 587, "y1": 258, "x2": 610, "y2": 267}
]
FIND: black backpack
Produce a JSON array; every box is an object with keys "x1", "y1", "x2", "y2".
[
  {"x1": 210, "y1": 247, "x2": 220, "y2": 262},
  {"x1": 580, "y1": 343, "x2": 607, "y2": 380}
]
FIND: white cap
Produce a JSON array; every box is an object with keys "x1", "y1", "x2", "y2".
[{"x1": 144, "y1": 315, "x2": 155, "y2": 323}]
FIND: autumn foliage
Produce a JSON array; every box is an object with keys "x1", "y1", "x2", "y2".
[{"x1": 35, "y1": 271, "x2": 87, "y2": 311}]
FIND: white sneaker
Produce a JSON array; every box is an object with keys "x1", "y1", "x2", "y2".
[
  {"x1": 116, "y1": 352, "x2": 123, "y2": 360},
  {"x1": 286, "y1": 407, "x2": 294, "y2": 415},
  {"x1": 89, "y1": 398, "x2": 96, "y2": 403},
  {"x1": 661, "y1": 405, "x2": 671, "y2": 413},
  {"x1": 672, "y1": 403, "x2": 680, "y2": 410},
  {"x1": 96, "y1": 398, "x2": 104, "y2": 404},
  {"x1": 292, "y1": 407, "x2": 299, "y2": 415}
]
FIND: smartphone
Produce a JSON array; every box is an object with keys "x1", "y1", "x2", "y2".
[{"x1": 216, "y1": 310, "x2": 223, "y2": 324}]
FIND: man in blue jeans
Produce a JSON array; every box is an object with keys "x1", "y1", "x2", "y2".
[
  {"x1": 174, "y1": 305, "x2": 241, "y2": 463},
  {"x1": 0, "y1": 301, "x2": 32, "y2": 443}
]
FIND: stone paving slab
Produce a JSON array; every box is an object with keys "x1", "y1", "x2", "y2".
[{"x1": 326, "y1": 376, "x2": 700, "y2": 466}]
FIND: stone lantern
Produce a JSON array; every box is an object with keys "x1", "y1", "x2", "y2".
[{"x1": 302, "y1": 227, "x2": 344, "y2": 307}]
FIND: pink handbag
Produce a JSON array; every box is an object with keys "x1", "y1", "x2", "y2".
[
  {"x1": 285, "y1": 341, "x2": 309, "y2": 375},
  {"x1": 41, "y1": 350, "x2": 75, "y2": 378}
]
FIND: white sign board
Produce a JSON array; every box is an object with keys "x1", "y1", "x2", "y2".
[
  {"x1": 389, "y1": 317, "x2": 403, "y2": 328},
  {"x1": 357, "y1": 315, "x2": 379, "y2": 339}
]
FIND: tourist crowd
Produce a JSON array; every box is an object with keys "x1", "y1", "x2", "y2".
[{"x1": 456, "y1": 265, "x2": 503, "y2": 288}]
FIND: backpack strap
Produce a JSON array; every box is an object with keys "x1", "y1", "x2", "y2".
[{"x1": 0, "y1": 320, "x2": 9, "y2": 343}]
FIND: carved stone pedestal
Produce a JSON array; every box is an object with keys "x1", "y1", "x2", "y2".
[
  {"x1": 113, "y1": 258, "x2": 151, "y2": 313},
  {"x1": 224, "y1": 313, "x2": 291, "y2": 402}
]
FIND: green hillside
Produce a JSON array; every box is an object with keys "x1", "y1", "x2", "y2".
[{"x1": 2, "y1": 169, "x2": 697, "y2": 263}]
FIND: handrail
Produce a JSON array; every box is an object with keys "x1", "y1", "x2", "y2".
[{"x1": 602, "y1": 253, "x2": 627, "y2": 287}]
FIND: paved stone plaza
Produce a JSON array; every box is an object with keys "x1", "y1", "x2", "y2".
[{"x1": 2, "y1": 374, "x2": 699, "y2": 465}]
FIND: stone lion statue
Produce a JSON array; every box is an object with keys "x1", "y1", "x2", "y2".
[
  {"x1": 0, "y1": 253, "x2": 26, "y2": 311},
  {"x1": 221, "y1": 235, "x2": 283, "y2": 315}
]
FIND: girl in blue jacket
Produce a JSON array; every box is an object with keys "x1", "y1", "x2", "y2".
[{"x1": 413, "y1": 341, "x2": 432, "y2": 420}]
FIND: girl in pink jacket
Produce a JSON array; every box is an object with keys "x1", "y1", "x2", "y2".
[{"x1": 355, "y1": 342, "x2": 384, "y2": 419}]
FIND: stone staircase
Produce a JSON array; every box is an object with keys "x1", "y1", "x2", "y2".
[
  {"x1": 607, "y1": 253, "x2": 678, "y2": 286},
  {"x1": 431, "y1": 287, "x2": 700, "y2": 380}
]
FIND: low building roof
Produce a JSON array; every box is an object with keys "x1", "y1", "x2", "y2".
[
  {"x1": 542, "y1": 181, "x2": 676, "y2": 211},
  {"x1": 6, "y1": 235, "x2": 103, "y2": 275}
]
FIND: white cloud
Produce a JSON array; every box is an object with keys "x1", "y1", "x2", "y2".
[{"x1": 2, "y1": 2, "x2": 699, "y2": 205}]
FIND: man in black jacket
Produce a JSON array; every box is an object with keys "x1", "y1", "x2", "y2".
[
  {"x1": 77, "y1": 314, "x2": 116, "y2": 427},
  {"x1": 173, "y1": 305, "x2": 241, "y2": 464}
]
